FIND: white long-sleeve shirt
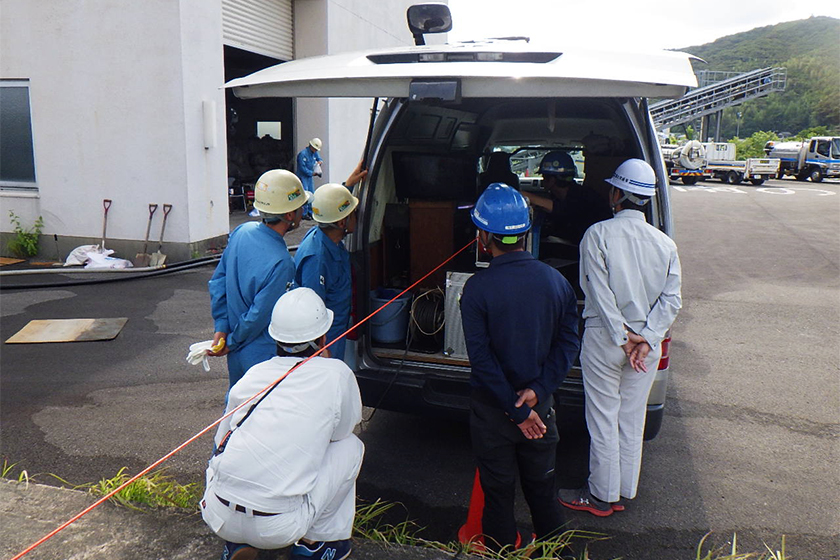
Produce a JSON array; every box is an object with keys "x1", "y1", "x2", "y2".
[
  {"x1": 580, "y1": 209, "x2": 682, "y2": 350},
  {"x1": 208, "y1": 356, "x2": 362, "y2": 513}
]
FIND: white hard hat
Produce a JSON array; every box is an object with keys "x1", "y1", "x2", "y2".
[
  {"x1": 268, "y1": 287, "x2": 334, "y2": 344},
  {"x1": 253, "y1": 169, "x2": 311, "y2": 214},
  {"x1": 312, "y1": 183, "x2": 359, "y2": 224},
  {"x1": 309, "y1": 137, "x2": 322, "y2": 151},
  {"x1": 605, "y1": 158, "x2": 657, "y2": 198}
]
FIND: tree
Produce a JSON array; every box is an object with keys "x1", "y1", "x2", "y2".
[
  {"x1": 794, "y1": 126, "x2": 831, "y2": 140},
  {"x1": 728, "y1": 131, "x2": 779, "y2": 159}
]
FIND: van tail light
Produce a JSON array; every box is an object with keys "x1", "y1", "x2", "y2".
[
  {"x1": 657, "y1": 337, "x2": 671, "y2": 370},
  {"x1": 347, "y1": 266, "x2": 359, "y2": 341}
]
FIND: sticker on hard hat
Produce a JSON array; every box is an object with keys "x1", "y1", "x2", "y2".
[
  {"x1": 338, "y1": 200, "x2": 351, "y2": 212},
  {"x1": 256, "y1": 181, "x2": 268, "y2": 191},
  {"x1": 313, "y1": 206, "x2": 321, "y2": 216},
  {"x1": 288, "y1": 189, "x2": 302, "y2": 201},
  {"x1": 472, "y1": 210, "x2": 489, "y2": 226},
  {"x1": 505, "y1": 222, "x2": 528, "y2": 230}
]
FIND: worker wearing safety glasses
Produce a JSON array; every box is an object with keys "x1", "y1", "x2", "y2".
[
  {"x1": 558, "y1": 159, "x2": 682, "y2": 517},
  {"x1": 460, "y1": 183, "x2": 580, "y2": 552},
  {"x1": 207, "y1": 169, "x2": 309, "y2": 388}
]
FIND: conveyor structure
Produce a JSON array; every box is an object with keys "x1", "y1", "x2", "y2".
[{"x1": 650, "y1": 67, "x2": 787, "y2": 140}]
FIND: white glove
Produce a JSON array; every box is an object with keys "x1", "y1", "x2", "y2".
[{"x1": 186, "y1": 340, "x2": 215, "y2": 372}]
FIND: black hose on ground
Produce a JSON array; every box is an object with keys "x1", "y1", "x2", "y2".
[
  {"x1": 0, "y1": 256, "x2": 220, "y2": 291},
  {"x1": 0, "y1": 244, "x2": 301, "y2": 291}
]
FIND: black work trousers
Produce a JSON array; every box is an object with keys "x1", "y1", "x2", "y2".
[{"x1": 469, "y1": 396, "x2": 564, "y2": 551}]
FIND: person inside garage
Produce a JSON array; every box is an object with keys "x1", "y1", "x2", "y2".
[
  {"x1": 295, "y1": 137, "x2": 324, "y2": 220},
  {"x1": 459, "y1": 183, "x2": 580, "y2": 551},
  {"x1": 201, "y1": 288, "x2": 363, "y2": 560},
  {"x1": 558, "y1": 158, "x2": 682, "y2": 517},
  {"x1": 294, "y1": 164, "x2": 367, "y2": 362},
  {"x1": 522, "y1": 150, "x2": 612, "y2": 245},
  {"x1": 207, "y1": 169, "x2": 310, "y2": 389}
]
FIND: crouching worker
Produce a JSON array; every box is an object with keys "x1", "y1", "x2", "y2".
[{"x1": 200, "y1": 287, "x2": 364, "y2": 560}]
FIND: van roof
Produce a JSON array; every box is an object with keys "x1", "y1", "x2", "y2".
[{"x1": 227, "y1": 39, "x2": 698, "y2": 100}]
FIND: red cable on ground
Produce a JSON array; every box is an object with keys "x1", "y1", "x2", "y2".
[{"x1": 12, "y1": 237, "x2": 477, "y2": 559}]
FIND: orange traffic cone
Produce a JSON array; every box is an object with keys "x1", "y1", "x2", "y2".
[{"x1": 458, "y1": 468, "x2": 485, "y2": 548}]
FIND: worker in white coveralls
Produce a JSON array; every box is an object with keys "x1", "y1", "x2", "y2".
[
  {"x1": 558, "y1": 158, "x2": 681, "y2": 517},
  {"x1": 201, "y1": 288, "x2": 363, "y2": 560}
]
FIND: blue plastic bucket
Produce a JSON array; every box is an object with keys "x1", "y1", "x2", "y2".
[{"x1": 369, "y1": 288, "x2": 412, "y2": 344}]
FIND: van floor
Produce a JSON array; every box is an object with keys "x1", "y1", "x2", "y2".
[{"x1": 372, "y1": 346, "x2": 469, "y2": 367}]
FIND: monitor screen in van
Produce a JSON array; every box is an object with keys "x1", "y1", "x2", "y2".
[{"x1": 392, "y1": 151, "x2": 478, "y2": 201}]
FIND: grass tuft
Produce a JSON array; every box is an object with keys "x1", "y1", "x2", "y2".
[
  {"x1": 81, "y1": 467, "x2": 202, "y2": 511},
  {"x1": 1, "y1": 459, "x2": 30, "y2": 485},
  {"x1": 696, "y1": 532, "x2": 789, "y2": 560}
]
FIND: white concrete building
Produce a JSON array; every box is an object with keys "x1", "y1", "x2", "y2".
[{"x1": 1, "y1": 0, "x2": 438, "y2": 261}]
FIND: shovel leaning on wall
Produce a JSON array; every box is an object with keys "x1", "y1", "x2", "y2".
[
  {"x1": 149, "y1": 204, "x2": 172, "y2": 267},
  {"x1": 133, "y1": 204, "x2": 158, "y2": 267},
  {"x1": 101, "y1": 199, "x2": 112, "y2": 251}
]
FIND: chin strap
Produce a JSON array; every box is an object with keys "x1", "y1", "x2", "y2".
[
  {"x1": 279, "y1": 340, "x2": 320, "y2": 354},
  {"x1": 611, "y1": 187, "x2": 651, "y2": 213}
]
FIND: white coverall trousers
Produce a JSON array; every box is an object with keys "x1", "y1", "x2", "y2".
[
  {"x1": 200, "y1": 435, "x2": 364, "y2": 549},
  {"x1": 581, "y1": 327, "x2": 662, "y2": 503}
]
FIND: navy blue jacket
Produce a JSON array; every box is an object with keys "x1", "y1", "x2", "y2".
[{"x1": 460, "y1": 251, "x2": 580, "y2": 424}]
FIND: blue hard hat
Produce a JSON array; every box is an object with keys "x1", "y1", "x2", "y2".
[
  {"x1": 471, "y1": 183, "x2": 531, "y2": 238},
  {"x1": 539, "y1": 151, "x2": 577, "y2": 178}
]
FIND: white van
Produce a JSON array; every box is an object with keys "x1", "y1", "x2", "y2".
[{"x1": 227, "y1": 5, "x2": 696, "y2": 439}]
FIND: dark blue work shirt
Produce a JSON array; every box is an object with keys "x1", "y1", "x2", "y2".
[{"x1": 460, "y1": 251, "x2": 580, "y2": 424}]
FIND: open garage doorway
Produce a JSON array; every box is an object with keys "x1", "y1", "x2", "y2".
[{"x1": 224, "y1": 45, "x2": 293, "y2": 212}]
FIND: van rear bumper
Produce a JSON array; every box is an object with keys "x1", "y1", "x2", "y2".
[{"x1": 356, "y1": 366, "x2": 667, "y2": 440}]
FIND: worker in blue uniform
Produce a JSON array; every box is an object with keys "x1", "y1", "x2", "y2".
[
  {"x1": 460, "y1": 183, "x2": 580, "y2": 552},
  {"x1": 295, "y1": 137, "x2": 324, "y2": 220},
  {"x1": 294, "y1": 165, "x2": 367, "y2": 361},
  {"x1": 208, "y1": 169, "x2": 310, "y2": 388}
]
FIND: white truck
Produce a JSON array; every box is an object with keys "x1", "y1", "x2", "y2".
[
  {"x1": 661, "y1": 140, "x2": 708, "y2": 185},
  {"x1": 764, "y1": 137, "x2": 840, "y2": 182},
  {"x1": 702, "y1": 142, "x2": 780, "y2": 186}
]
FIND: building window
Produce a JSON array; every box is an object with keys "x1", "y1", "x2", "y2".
[
  {"x1": 257, "y1": 121, "x2": 282, "y2": 140},
  {"x1": 1, "y1": 80, "x2": 37, "y2": 188}
]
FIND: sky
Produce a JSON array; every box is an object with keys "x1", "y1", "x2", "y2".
[{"x1": 447, "y1": 0, "x2": 840, "y2": 52}]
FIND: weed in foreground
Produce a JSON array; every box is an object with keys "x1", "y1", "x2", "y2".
[
  {"x1": 1, "y1": 459, "x2": 30, "y2": 485},
  {"x1": 696, "y1": 532, "x2": 788, "y2": 560},
  {"x1": 352, "y1": 498, "x2": 602, "y2": 559},
  {"x1": 81, "y1": 467, "x2": 202, "y2": 511},
  {"x1": 1, "y1": 463, "x2": 793, "y2": 560}
]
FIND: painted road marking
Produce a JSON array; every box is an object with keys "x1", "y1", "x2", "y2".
[{"x1": 671, "y1": 185, "x2": 836, "y2": 196}]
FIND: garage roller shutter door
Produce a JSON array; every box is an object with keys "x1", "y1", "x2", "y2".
[{"x1": 222, "y1": 0, "x2": 293, "y2": 61}]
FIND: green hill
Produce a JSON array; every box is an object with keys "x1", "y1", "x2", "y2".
[{"x1": 675, "y1": 16, "x2": 839, "y2": 138}]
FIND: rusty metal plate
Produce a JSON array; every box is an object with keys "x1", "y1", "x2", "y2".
[{"x1": 5, "y1": 318, "x2": 128, "y2": 344}]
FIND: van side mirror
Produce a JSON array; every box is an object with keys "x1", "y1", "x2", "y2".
[{"x1": 406, "y1": 3, "x2": 452, "y2": 46}]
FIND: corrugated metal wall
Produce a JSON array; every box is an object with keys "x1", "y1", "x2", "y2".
[{"x1": 222, "y1": 0, "x2": 293, "y2": 61}]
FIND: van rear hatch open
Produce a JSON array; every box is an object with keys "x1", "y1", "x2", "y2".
[{"x1": 226, "y1": 40, "x2": 697, "y2": 100}]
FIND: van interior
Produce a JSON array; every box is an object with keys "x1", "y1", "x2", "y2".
[{"x1": 360, "y1": 96, "x2": 655, "y2": 372}]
